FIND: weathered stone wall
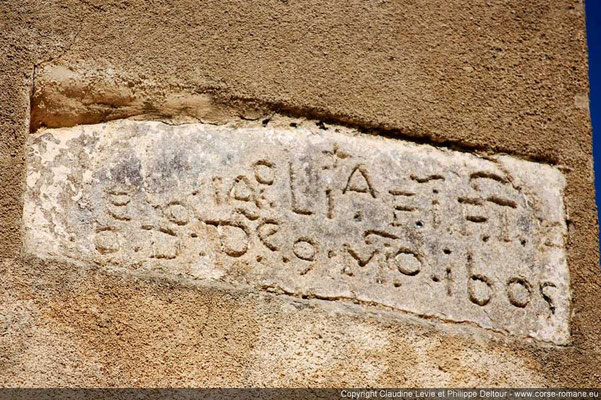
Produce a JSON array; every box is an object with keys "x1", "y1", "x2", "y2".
[{"x1": 1, "y1": 0, "x2": 600, "y2": 386}]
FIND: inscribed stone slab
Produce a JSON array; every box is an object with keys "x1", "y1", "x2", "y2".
[{"x1": 23, "y1": 120, "x2": 570, "y2": 344}]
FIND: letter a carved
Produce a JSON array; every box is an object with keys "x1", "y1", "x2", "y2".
[{"x1": 343, "y1": 165, "x2": 376, "y2": 198}]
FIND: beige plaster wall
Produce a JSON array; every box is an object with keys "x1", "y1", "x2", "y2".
[{"x1": 0, "y1": 0, "x2": 599, "y2": 386}]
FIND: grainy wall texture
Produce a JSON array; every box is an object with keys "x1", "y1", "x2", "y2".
[{"x1": 1, "y1": 0, "x2": 600, "y2": 387}]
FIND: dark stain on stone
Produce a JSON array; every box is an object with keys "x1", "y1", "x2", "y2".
[{"x1": 105, "y1": 152, "x2": 143, "y2": 187}]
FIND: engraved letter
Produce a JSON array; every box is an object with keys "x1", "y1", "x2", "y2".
[
  {"x1": 289, "y1": 162, "x2": 313, "y2": 215},
  {"x1": 392, "y1": 248, "x2": 422, "y2": 276},
  {"x1": 206, "y1": 220, "x2": 250, "y2": 257},
  {"x1": 506, "y1": 277, "x2": 532, "y2": 308},
  {"x1": 343, "y1": 165, "x2": 376, "y2": 198},
  {"x1": 467, "y1": 253, "x2": 494, "y2": 306}
]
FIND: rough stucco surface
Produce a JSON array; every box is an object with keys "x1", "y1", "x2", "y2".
[{"x1": 1, "y1": 0, "x2": 600, "y2": 387}]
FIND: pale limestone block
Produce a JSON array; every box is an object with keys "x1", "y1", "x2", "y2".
[{"x1": 23, "y1": 120, "x2": 570, "y2": 344}]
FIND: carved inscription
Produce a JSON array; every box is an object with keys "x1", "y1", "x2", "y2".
[{"x1": 24, "y1": 120, "x2": 570, "y2": 344}]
